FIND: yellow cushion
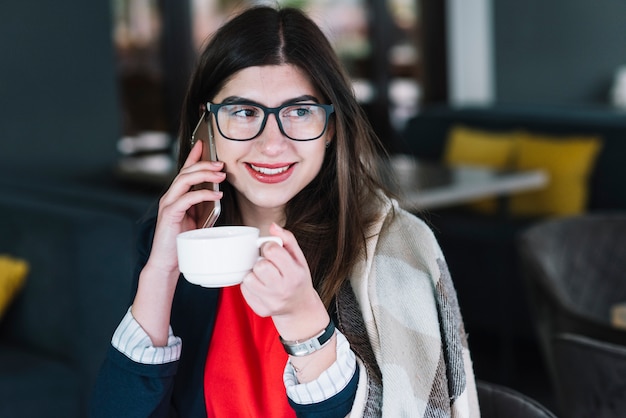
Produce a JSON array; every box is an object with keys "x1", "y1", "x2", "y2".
[
  {"x1": 509, "y1": 133, "x2": 602, "y2": 216},
  {"x1": 444, "y1": 125, "x2": 518, "y2": 168},
  {"x1": 0, "y1": 255, "x2": 28, "y2": 319},
  {"x1": 443, "y1": 125, "x2": 519, "y2": 212}
]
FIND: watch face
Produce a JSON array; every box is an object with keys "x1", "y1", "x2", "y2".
[
  {"x1": 280, "y1": 320, "x2": 336, "y2": 356},
  {"x1": 286, "y1": 340, "x2": 320, "y2": 356}
]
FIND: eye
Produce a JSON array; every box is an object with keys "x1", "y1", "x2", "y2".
[
  {"x1": 227, "y1": 105, "x2": 261, "y2": 119},
  {"x1": 283, "y1": 105, "x2": 315, "y2": 119}
]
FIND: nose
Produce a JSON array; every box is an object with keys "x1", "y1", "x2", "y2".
[{"x1": 257, "y1": 113, "x2": 288, "y2": 155}]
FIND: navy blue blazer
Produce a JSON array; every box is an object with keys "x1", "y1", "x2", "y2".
[{"x1": 90, "y1": 216, "x2": 357, "y2": 418}]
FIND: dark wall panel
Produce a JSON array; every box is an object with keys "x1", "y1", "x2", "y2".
[
  {"x1": 0, "y1": 1, "x2": 120, "y2": 174},
  {"x1": 494, "y1": 0, "x2": 626, "y2": 105}
]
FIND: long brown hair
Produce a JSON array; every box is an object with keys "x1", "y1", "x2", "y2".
[{"x1": 177, "y1": 6, "x2": 392, "y2": 307}]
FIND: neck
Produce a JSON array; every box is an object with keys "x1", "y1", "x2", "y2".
[{"x1": 238, "y1": 199, "x2": 286, "y2": 236}]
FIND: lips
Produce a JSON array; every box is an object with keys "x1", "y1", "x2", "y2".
[
  {"x1": 249, "y1": 163, "x2": 290, "y2": 175},
  {"x1": 245, "y1": 162, "x2": 296, "y2": 184}
]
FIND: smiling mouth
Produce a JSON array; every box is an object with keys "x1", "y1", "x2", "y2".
[{"x1": 248, "y1": 163, "x2": 293, "y2": 175}]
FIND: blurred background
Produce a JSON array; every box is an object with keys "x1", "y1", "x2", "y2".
[
  {"x1": 1, "y1": 0, "x2": 626, "y2": 416},
  {"x1": 1, "y1": 0, "x2": 625, "y2": 178}
]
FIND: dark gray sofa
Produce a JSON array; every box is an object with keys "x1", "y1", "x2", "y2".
[{"x1": 0, "y1": 175, "x2": 156, "y2": 418}]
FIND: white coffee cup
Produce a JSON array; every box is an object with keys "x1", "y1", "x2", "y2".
[{"x1": 176, "y1": 226, "x2": 283, "y2": 287}]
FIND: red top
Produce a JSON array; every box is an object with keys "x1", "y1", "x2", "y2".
[{"x1": 204, "y1": 285, "x2": 296, "y2": 417}]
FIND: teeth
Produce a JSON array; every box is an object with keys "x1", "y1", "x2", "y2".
[{"x1": 250, "y1": 164, "x2": 290, "y2": 175}]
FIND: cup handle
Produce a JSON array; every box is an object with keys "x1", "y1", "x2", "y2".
[
  {"x1": 256, "y1": 236, "x2": 283, "y2": 248},
  {"x1": 256, "y1": 236, "x2": 283, "y2": 262}
]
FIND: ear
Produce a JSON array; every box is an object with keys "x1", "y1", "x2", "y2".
[{"x1": 326, "y1": 118, "x2": 336, "y2": 145}]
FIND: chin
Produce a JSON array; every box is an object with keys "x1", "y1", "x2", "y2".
[{"x1": 242, "y1": 190, "x2": 295, "y2": 210}]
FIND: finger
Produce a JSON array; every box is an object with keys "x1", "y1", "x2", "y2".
[
  {"x1": 176, "y1": 165, "x2": 226, "y2": 186},
  {"x1": 251, "y1": 256, "x2": 281, "y2": 283},
  {"x1": 259, "y1": 239, "x2": 284, "y2": 259},
  {"x1": 241, "y1": 264, "x2": 291, "y2": 316},
  {"x1": 181, "y1": 139, "x2": 203, "y2": 169},
  {"x1": 161, "y1": 168, "x2": 225, "y2": 207},
  {"x1": 258, "y1": 242, "x2": 293, "y2": 281},
  {"x1": 179, "y1": 159, "x2": 225, "y2": 175},
  {"x1": 239, "y1": 281, "x2": 272, "y2": 318},
  {"x1": 268, "y1": 223, "x2": 308, "y2": 267},
  {"x1": 172, "y1": 188, "x2": 223, "y2": 214},
  {"x1": 159, "y1": 188, "x2": 223, "y2": 225}
]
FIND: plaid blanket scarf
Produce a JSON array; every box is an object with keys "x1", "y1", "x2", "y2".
[{"x1": 336, "y1": 200, "x2": 480, "y2": 417}]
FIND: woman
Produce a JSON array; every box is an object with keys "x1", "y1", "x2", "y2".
[{"x1": 92, "y1": 6, "x2": 479, "y2": 417}]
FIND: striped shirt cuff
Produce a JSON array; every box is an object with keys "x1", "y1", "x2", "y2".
[
  {"x1": 283, "y1": 330, "x2": 357, "y2": 405},
  {"x1": 111, "y1": 307, "x2": 182, "y2": 364}
]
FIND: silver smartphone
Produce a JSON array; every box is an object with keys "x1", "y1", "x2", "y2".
[{"x1": 191, "y1": 111, "x2": 221, "y2": 227}]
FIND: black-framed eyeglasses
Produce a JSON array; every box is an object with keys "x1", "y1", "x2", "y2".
[{"x1": 206, "y1": 102, "x2": 334, "y2": 141}]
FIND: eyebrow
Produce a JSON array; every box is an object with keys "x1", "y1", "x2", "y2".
[{"x1": 219, "y1": 95, "x2": 320, "y2": 106}]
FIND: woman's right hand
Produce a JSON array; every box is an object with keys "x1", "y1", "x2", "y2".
[
  {"x1": 132, "y1": 140, "x2": 225, "y2": 345},
  {"x1": 146, "y1": 140, "x2": 225, "y2": 277}
]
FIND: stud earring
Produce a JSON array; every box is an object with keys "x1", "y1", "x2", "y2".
[{"x1": 325, "y1": 141, "x2": 330, "y2": 148}]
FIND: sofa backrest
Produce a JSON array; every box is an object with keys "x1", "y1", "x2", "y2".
[
  {"x1": 0, "y1": 183, "x2": 152, "y2": 400},
  {"x1": 402, "y1": 105, "x2": 626, "y2": 211}
]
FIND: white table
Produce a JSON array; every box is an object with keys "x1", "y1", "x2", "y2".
[
  {"x1": 389, "y1": 157, "x2": 549, "y2": 211},
  {"x1": 115, "y1": 154, "x2": 549, "y2": 212}
]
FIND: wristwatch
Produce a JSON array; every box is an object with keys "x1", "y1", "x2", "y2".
[{"x1": 279, "y1": 319, "x2": 336, "y2": 357}]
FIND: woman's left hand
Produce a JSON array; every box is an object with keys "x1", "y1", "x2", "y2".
[{"x1": 240, "y1": 223, "x2": 330, "y2": 341}]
